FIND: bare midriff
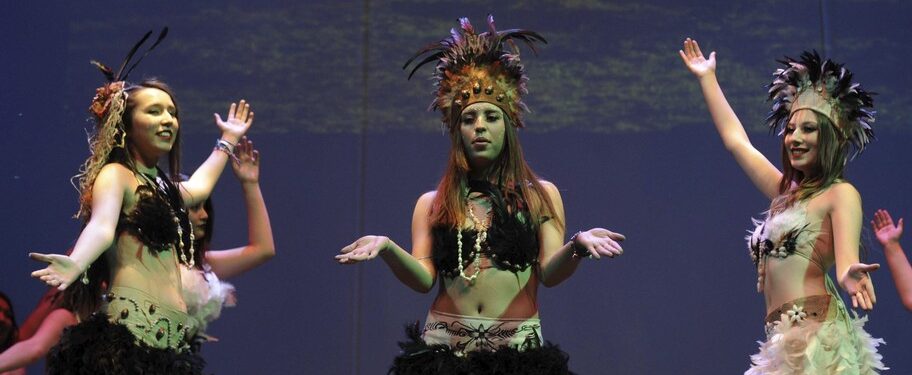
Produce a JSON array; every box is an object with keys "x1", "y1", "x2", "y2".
[
  {"x1": 762, "y1": 217, "x2": 834, "y2": 316},
  {"x1": 431, "y1": 255, "x2": 539, "y2": 319},
  {"x1": 106, "y1": 233, "x2": 186, "y2": 312}
]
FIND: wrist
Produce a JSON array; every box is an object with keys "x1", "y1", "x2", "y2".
[
  {"x1": 219, "y1": 134, "x2": 240, "y2": 145},
  {"x1": 697, "y1": 72, "x2": 717, "y2": 84},
  {"x1": 569, "y1": 231, "x2": 589, "y2": 259},
  {"x1": 883, "y1": 241, "x2": 904, "y2": 254}
]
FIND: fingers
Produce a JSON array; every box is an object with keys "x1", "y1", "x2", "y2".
[
  {"x1": 227, "y1": 102, "x2": 237, "y2": 119},
  {"x1": 708, "y1": 51, "x2": 716, "y2": 63},
  {"x1": 213, "y1": 113, "x2": 224, "y2": 125},
  {"x1": 29, "y1": 252, "x2": 53, "y2": 263},
  {"x1": 237, "y1": 100, "x2": 249, "y2": 120},
  {"x1": 898, "y1": 217, "x2": 904, "y2": 231},
  {"x1": 692, "y1": 39, "x2": 703, "y2": 57},
  {"x1": 246, "y1": 111, "x2": 255, "y2": 127},
  {"x1": 608, "y1": 231, "x2": 626, "y2": 242}
]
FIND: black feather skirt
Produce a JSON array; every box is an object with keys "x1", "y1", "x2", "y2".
[
  {"x1": 47, "y1": 312, "x2": 204, "y2": 375},
  {"x1": 389, "y1": 323, "x2": 573, "y2": 375}
]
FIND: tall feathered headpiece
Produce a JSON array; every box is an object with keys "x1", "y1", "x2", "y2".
[
  {"x1": 74, "y1": 28, "x2": 169, "y2": 219},
  {"x1": 766, "y1": 51, "x2": 876, "y2": 157},
  {"x1": 88, "y1": 28, "x2": 169, "y2": 120},
  {"x1": 403, "y1": 15, "x2": 546, "y2": 130}
]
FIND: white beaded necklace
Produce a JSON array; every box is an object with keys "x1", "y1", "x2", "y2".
[{"x1": 456, "y1": 200, "x2": 489, "y2": 284}]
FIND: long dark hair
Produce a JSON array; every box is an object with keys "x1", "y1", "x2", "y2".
[{"x1": 430, "y1": 113, "x2": 563, "y2": 232}]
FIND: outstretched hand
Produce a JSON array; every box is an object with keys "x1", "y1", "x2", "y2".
[
  {"x1": 841, "y1": 263, "x2": 880, "y2": 310},
  {"x1": 871, "y1": 209, "x2": 903, "y2": 247},
  {"x1": 573, "y1": 228, "x2": 626, "y2": 260},
  {"x1": 336, "y1": 235, "x2": 390, "y2": 264},
  {"x1": 678, "y1": 38, "x2": 716, "y2": 78},
  {"x1": 231, "y1": 137, "x2": 260, "y2": 184},
  {"x1": 29, "y1": 253, "x2": 82, "y2": 291},
  {"x1": 214, "y1": 99, "x2": 254, "y2": 144}
]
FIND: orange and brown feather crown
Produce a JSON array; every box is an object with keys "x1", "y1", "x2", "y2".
[{"x1": 403, "y1": 16, "x2": 546, "y2": 130}]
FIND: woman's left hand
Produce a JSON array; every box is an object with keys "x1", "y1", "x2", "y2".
[
  {"x1": 573, "y1": 228, "x2": 626, "y2": 259},
  {"x1": 213, "y1": 99, "x2": 254, "y2": 144},
  {"x1": 842, "y1": 263, "x2": 880, "y2": 310},
  {"x1": 231, "y1": 137, "x2": 260, "y2": 184}
]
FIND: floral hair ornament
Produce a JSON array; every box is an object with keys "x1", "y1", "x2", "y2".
[
  {"x1": 403, "y1": 15, "x2": 546, "y2": 130},
  {"x1": 766, "y1": 51, "x2": 876, "y2": 157}
]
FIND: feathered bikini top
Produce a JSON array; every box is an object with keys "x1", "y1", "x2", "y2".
[
  {"x1": 746, "y1": 203, "x2": 822, "y2": 292},
  {"x1": 117, "y1": 168, "x2": 191, "y2": 255},
  {"x1": 747, "y1": 203, "x2": 819, "y2": 266},
  {"x1": 432, "y1": 180, "x2": 542, "y2": 277}
]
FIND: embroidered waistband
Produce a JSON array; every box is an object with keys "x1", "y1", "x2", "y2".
[
  {"x1": 104, "y1": 286, "x2": 197, "y2": 351},
  {"x1": 422, "y1": 310, "x2": 543, "y2": 354}
]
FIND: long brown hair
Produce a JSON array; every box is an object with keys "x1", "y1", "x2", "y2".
[
  {"x1": 430, "y1": 113, "x2": 563, "y2": 231},
  {"x1": 771, "y1": 111, "x2": 848, "y2": 214},
  {"x1": 76, "y1": 79, "x2": 183, "y2": 218}
]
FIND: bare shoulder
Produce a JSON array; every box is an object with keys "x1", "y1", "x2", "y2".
[
  {"x1": 414, "y1": 190, "x2": 437, "y2": 213},
  {"x1": 822, "y1": 181, "x2": 861, "y2": 210},
  {"x1": 538, "y1": 180, "x2": 560, "y2": 195},
  {"x1": 96, "y1": 163, "x2": 134, "y2": 181}
]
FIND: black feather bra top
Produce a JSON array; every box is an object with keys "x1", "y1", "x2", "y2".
[
  {"x1": 117, "y1": 170, "x2": 190, "y2": 255},
  {"x1": 432, "y1": 180, "x2": 541, "y2": 277}
]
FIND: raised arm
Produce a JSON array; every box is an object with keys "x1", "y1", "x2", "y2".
[
  {"x1": 30, "y1": 164, "x2": 130, "y2": 290},
  {"x1": 180, "y1": 100, "x2": 253, "y2": 206},
  {"x1": 538, "y1": 181, "x2": 625, "y2": 287},
  {"x1": 335, "y1": 192, "x2": 437, "y2": 293},
  {"x1": 872, "y1": 209, "x2": 912, "y2": 311},
  {"x1": 829, "y1": 183, "x2": 880, "y2": 310},
  {"x1": 679, "y1": 38, "x2": 782, "y2": 198},
  {"x1": 0, "y1": 309, "x2": 76, "y2": 372},
  {"x1": 205, "y1": 138, "x2": 275, "y2": 279}
]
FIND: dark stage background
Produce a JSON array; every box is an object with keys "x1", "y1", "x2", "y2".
[{"x1": 2, "y1": 1, "x2": 910, "y2": 374}]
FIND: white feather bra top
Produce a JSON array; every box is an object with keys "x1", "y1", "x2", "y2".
[
  {"x1": 180, "y1": 265, "x2": 236, "y2": 331},
  {"x1": 747, "y1": 203, "x2": 821, "y2": 265}
]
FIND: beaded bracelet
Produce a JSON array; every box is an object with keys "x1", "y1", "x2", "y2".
[
  {"x1": 214, "y1": 138, "x2": 240, "y2": 164},
  {"x1": 569, "y1": 231, "x2": 591, "y2": 259}
]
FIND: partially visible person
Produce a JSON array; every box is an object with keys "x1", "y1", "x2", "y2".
[
  {"x1": 871, "y1": 209, "x2": 912, "y2": 311},
  {"x1": 0, "y1": 289, "x2": 75, "y2": 374},
  {"x1": 181, "y1": 136, "x2": 275, "y2": 344}
]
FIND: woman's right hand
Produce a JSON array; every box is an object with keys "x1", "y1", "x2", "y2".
[
  {"x1": 872, "y1": 209, "x2": 903, "y2": 248},
  {"x1": 336, "y1": 235, "x2": 390, "y2": 264},
  {"x1": 29, "y1": 253, "x2": 82, "y2": 291},
  {"x1": 231, "y1": 137, "x2": 260, "y2": 184},
  {"x1": 678, "y1": 37, "x2": 716, "y2": 78}
]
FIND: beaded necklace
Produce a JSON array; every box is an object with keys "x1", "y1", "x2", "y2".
[
  {"x1": 456, "y1": 199, "x2": 490, "y2": 284},
  {"x1": 139, "y1": 171, "x2": 195, "y2": 269}
]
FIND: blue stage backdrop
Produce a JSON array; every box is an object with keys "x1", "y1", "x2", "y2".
[{"x1": 2, "y1": 1, "x2": 910, "y2": 373}]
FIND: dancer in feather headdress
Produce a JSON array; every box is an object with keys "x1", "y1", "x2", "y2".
[
  {"x1": 337, "y1": 16, "x2": 627, "y2": 374},
  {"x1": 27, "y1": 29, "x2": 254, "y2": 374},
  {"x1": 680, "y1": 38, "x2": 886, "y2": 374}
]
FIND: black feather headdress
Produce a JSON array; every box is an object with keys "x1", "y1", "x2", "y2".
[
  {"x1": 403, "y1": 15, "x2": 546, "y2": 130},
  {"x1": 88, "y1": 28, "x2": 168, "y2": 120},
  {"x1": 766, "y1": 51, "x2": 875, "y2": 157}
]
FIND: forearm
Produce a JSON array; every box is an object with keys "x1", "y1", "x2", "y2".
[
  {"x1": 183, "y1": 147, "x2": 232, "y2": 205},
  {"x1": 0, "y1": 340, "x2": 44, "y2": 372},
  {"x1": 379, "y1": 240, "x2": 435, "y2": 293},
  {"x1": 242, "y1": 182, "x2": 275, "y2": 260},
  {"x1": 539, "y1": 243, "x2": 583, "y2": 287},
  {"x1": 70, "y1": 223, "x2": 116, "y2": 272},
  {"x1": 884, "y1": 242, "x2": 912, "y2": 310},
  {"x1": 698, "y1": 73, "x2": 750, "y2": 151}
]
